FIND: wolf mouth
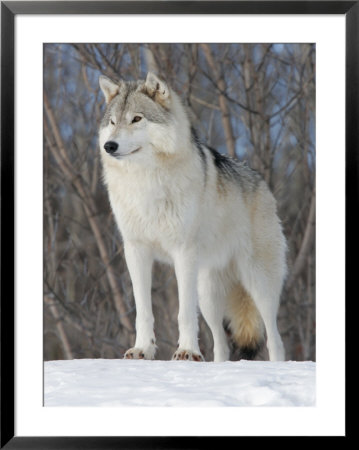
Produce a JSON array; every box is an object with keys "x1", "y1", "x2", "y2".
[
  {"x1": 130, "y1": 147, "x2": 141, "y2": 154},
  {"x1": 116, "y1": 147, "x2": 142, "y2": 158}
]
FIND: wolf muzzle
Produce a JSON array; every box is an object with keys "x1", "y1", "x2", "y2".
[
  {"x1": 104, "y1": 140, "x2": 142, "y2": 157},
  {"x1": 104, "y1": 141, "x2": 118, "y2": 154}
]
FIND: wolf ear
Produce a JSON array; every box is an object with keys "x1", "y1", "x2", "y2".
[
  {"x1": 144, "y1": 72, "x2": 170, "y2": 105},
  {"x1": 99, "y1": 75, "x2": 120, "y2": 104}
]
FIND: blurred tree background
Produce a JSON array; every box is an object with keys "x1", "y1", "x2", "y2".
[{"x1": 43, "y1": 43, "x2": 315, "y2": 362}]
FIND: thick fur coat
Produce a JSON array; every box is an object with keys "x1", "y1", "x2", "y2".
[{"x1": 98, "y1": 72, "x2": 286, "y2": 362}]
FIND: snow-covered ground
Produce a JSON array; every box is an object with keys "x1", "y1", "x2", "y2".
[{"x1": 44, "y1": 359, "x2": 315, "y2": 407}]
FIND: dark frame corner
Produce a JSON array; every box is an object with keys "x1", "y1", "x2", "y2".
[{"x1": 1, "y1": 1, "x2": 356, "y2": 448}]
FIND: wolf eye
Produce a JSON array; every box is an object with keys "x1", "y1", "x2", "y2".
[
  {"x1": 132, "y1": 116, "x2": 142, "y2": 123},
  {"x1": 110, "y1": 119, "x2": 115, "y2": 125}
]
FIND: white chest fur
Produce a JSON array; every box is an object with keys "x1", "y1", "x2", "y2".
[{"x1": 104, "y1": 161, "x2": 200, "y2": 251}]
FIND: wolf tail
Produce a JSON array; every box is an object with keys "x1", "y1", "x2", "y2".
[{"x1": 226, "y1": 283, "x2": 265, "y2": 360}]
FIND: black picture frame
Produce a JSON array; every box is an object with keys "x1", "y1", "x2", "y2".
[{"x1": 1, "y1": 1, "x2": 355, "y2": 447}]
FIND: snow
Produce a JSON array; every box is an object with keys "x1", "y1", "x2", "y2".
[{"x1": 44, "y1": 359, "x2": 315, "y2": 407}]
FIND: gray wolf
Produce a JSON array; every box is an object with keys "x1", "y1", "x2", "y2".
[{"x1": 98, "y1": 72, "x2": 286, "y2": 362}]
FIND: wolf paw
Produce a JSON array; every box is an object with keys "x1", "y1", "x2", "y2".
[
  {"x1": 172, "y1": 349, "x2": 204, "y2": 361},
  {"x1": 123, "y1": 347, "x2": 155, "y2": 360}
]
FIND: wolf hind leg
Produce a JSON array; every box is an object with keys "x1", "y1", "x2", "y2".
[
  {"x1": 251, "y1": 295, "x2": 284, "y2": 361},
  {"x1": 259, "y1": 305, "x2": 284, "y2": 362},
  {"x1": 198, "y1": 269, "x2": 229, "y2": 362},
  {"x1": 240, "y1": 268, "x2": 285, "y2": 361}
]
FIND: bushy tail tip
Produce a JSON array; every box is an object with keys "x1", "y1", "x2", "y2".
[{"x1": 226, "y1": 283, "x2": 265, "y2": 360}]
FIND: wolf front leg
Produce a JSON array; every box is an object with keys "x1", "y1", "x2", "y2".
[
  {"x1": 172, "y1": 248, "x2": 204, "y2": 362},
  {"x1": 123, "y1": 241, "x2": 156, "y2": 360}
]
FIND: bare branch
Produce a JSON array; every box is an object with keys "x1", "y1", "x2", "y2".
[
  {"x1": 286, "y1": 184, "x2": 316, "y2": 290},
  {"x1": 44, "y1": 93, "x2": 134, "y2": 335},
  {"x1": 200, "y1": 44, "x2": 236, "y2": 157}
]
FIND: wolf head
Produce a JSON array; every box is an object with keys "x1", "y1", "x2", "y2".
[{"x1": 98, "y1": 72, "x2": 190, "y2": 165}]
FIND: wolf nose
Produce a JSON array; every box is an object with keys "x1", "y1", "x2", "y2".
[{"x1": 104, "y1": 141, "x2": 118, "y2": 154}]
